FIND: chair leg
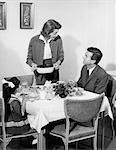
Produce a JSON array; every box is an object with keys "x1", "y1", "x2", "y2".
[
  {"x1": 37, "y1": 134, "x2": 39, "y2": 150},
  {"x1": 65, "y1": 143, "x2": 68, "y2": 150},
  {"x1": 65, "y1": 140, "x2": 68, "y2": 150},
  {"x1": 2, "y1": 137, "x2": 11, "y2": 150},
  {"x1": 112, "y1": 120, "x2": 115, "y2": 140},
  {"x1": 75, "y1": 142, "x2": 78, "y2": 150},
  {"x1": 101, "y1": 112, "x2": 105, "y2": 150},
  {"x1": 93, "y1": 136, "x2": 97, "y2": 150},
  {"x1": 1, "y1": 142, "x2": 6, "y2": 150}
]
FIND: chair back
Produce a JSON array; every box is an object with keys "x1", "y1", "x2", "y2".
[
  {"x1": 112, "y1": 91, "x2": 116, "y2": 118},
  {"x1": 105, "y1": 77, "x2": 113, "y2": 98},
  {"x1": 0, "y1": 97, "x2": 3, "y2": 117},
  {"x1": 3, "y1": 74, "x2": 34, "y2": 121},
  {"x1": 0, "y1": 96, "x2": 7, "y2": 144},
  {"x1": 64, "y1": 93, "x2": 104, "y2": 123},
  {"x1": 105, "y1": 75, "x2": 116, "y2": 107},
  {"x1": 112, "y1": 92, "x2": 116, "y2": 106},
  {"x1": 5, "y1": 74, "x2": 34, "y2": 87},
  {"x1": 111, "y1": 79, "x2": 116, "y2": 98},
  {"x1": 0, "y1": 91, "x2": 5, "y2": 126}
]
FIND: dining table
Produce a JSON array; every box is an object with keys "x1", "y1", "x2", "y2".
[
  {"x1": 14, "y1": 83, "x2": 113, "y2": 150},
  {"x1": 26, "y1": 90, "x2": 113, "y2": 133}
]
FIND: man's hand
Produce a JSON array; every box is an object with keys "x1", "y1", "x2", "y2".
[{"x1": 31, "y1": 63, "x2": 37, "y2": 71}]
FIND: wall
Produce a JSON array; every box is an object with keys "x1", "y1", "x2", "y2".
[{"x1": 0, "y1": 0, "x2": 116, "y2": 90}]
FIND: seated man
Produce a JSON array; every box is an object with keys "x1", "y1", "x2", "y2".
[
  {"x1": 77, "y1": 47, "x2": 109, "y2": 94},
  {"x1": 76, "y1": 47, "x2": 110, "y2": 137}
]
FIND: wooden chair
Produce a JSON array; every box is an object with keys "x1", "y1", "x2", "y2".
[
  {"x1": 5, "y1": 74, "x2": 34, "y2": 87},
  {"x1": 100, "y1": 77, "x2": 116, "y2": 150},
  {"x1": 0, "y1": 74, "x2": 39, "y2": 150},
  {"x1": 49, "y1": 93, "x2": 104, "y2": 150},
  {"x1": 111, "y1": 91, "x2": 116, "y2": 139},
  {"x1": 0, "y1": 96, "x2": 39, "y2": 150},
  {"x1": 104, "y1": 77, "x2": 116, "y2": 140}
]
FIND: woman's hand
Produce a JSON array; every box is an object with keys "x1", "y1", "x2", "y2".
[
  {"x1": 31, "y1": 63, "x2": 37, "y2": 71},
  {"x1": 2, "y1": 79, "x2": 15, "y2": 88},
  {"x1": 53, "y1": 60, "x2": 61, "y2": 70}
]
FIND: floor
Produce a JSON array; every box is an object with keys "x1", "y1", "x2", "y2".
[{"x1": 0, "y1": 116, "x2": 116, "y2": 150}]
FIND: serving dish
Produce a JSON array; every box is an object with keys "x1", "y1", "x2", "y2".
[{"x1": 37, "y1": 67, "x2": 54, "y2": 74}]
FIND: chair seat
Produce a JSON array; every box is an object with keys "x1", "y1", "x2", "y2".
[
  {"x1": 49, "y1": 94, "x2": 104, "y2": 150},
  {"x1": 0, "y1": 134, "x2": 12, "y2": 138},
  {"x1": 50, "y1": 123, "x2": 95, "y2": 141},
  {"x1": 0, "y1": 128, "x2": 37, "y2": 139}
]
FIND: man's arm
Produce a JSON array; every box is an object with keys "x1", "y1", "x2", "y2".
[
  {"x1": 94, "y1": 75, "x2": 108, "y2": 94},
  {"x1": 77, "y1": 66, "x2": 85, "y2": 88}
]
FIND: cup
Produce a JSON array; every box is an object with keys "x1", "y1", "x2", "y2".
[
  {"x1": 21, "y1": 81, "x2": 28, "y2": 88},
  {"x1": 39, "y1": 89, "x2": 46, "y2": 100}
]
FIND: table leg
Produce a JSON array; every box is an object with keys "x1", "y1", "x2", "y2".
[
  {"x1": 37, "y1": 133, "x2": 39, "y2": 150},
  {"x1": 101, "y1": 111, "x2": 105, "y2": 150},
  {"x1": 38, "y1": 129, "x2": 46, "y2": 150},
  {"x1": 43, "y1": 129, "x2": 46, "y2": 150}
]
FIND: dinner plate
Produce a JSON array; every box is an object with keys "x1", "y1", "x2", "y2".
[
  {"x1": 37, "y1": 67, "x2": 54, "y2": 74},
  {"x1": 28, "y1": 92, "x2": 39, "y2": 98}
]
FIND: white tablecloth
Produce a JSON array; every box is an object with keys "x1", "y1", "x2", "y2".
[{"x1": 26, "y1": 90, "x2": 113, "y2": 133}]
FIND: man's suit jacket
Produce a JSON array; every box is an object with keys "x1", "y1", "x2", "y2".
[{"x1": 77, "y1": 65, "x2": 109, "y2": 94}]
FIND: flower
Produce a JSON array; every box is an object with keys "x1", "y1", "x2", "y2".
[{"x1": 53, "y1": 80, "x2": 78, "y2": 98}]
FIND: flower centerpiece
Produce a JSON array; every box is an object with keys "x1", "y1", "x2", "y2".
[{"x1": 53, "y1": 80, "x2": 83, "y2": 98}]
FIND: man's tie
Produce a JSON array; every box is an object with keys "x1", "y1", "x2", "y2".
[{"x1": 86, "y1": 69, "x2": 89, "y2": 81}]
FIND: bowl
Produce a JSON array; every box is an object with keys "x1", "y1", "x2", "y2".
[{"x1": 37, "y1": 67, "x2": 54, "y2": 74}]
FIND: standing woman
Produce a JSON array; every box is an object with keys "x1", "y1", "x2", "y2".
[{"x1": 26, "y1": 19, "x2": 64, "y2": 85}]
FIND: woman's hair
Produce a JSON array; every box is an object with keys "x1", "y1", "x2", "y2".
[
  {"x1": 87, "y1": 47, "x2": 103, "y2": 65},
  {"x1": 41, "y1": 19, "x2": 62, "y2": 38}
]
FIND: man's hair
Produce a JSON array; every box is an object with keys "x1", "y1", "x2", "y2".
[
  {"x1": 41, "y1": 19, "x2": 62, "y2": 38},
  {"x1": 87, "y1": 47, "x2": 103, "y2": 65}
]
